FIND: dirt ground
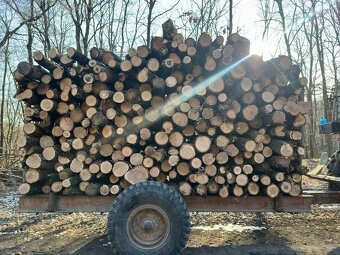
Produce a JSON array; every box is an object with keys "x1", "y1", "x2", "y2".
[{"x1": 0, "y1": 176, "x2": 339, "y2": 255}]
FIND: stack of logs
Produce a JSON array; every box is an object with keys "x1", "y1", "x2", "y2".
[{"x1": 16, "y1": 20, "x2": 310, "y2": 198}]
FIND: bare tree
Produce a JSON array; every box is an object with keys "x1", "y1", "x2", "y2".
[
  {"x1": 127, "y1": 0, "x2": 147, "y2": 49},
  {"x1": 34, "y1": 0, "x2": 54, "y2": 54},
  {"x1": 144, "y1": 0, "x2": 180, "y2": 46},
  {"x1": 311, "y1": 0, "x2": 334, "y2": 154},
  {"x1": 106, "y1": 0, "x2": 122, "y2": 52},
  {"x1": 228, "y1": 0, "x2": 233, "y2": 37},
  {"x1": 274, "y1": 0, "x2": 292, "y2": 58},
  {"x1": 2, "y1": 0, "x2": 56, "y2": 62},
  {"x1": 120, "y1": 0, "x2": 131, "y2": 57},
  {"x1": 299, "y1": 0, "x2": 318, "y2": 157},
  {"x1": 0, "y1": 40, "x2": 9, "y2": 155},
  {"x1": 337, "y1": 1, "x2": 340, "y2": 22},
  {"x1": 259, "y1": 0, "x2": 276, "y2": 40},
  {"x1": 64, "y1": 0, "x2": 101, "y2": 53},
  {"x1": 179, "y1": 0, "x2": 229, "y2": 39},
  {"x1": 0, "y1": 1, "x2": 55, "y2": 49}
]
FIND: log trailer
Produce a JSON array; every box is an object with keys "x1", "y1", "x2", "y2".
[
  {"x1": 19, "y1": 184, "x2": 340, "y2": 255},
  {"x1": 16, "y1": 20, "x2": 340, "y2": 255},
  {"x1": 17, "y1": 71, "x2": 340, "y2": 255}
]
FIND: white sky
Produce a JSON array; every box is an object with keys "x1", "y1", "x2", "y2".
[{"x1": 235, "y1": 0, "x2": 281, "y2": 58}]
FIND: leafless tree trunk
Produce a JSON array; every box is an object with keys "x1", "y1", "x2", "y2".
[
  {"x1": 107, "y1": 0, "x2": 121, "y2": 52},
  {"x1": 311, "y1": 0, "x2": 332, "y2": 154},
  {"x1": 179, "y1": 0, "x2": 228, "y2": 39},
  {"x1": 26, "y1": 0, "x2": 34, "y2": 64},
  {"x1": 299, "y1": 0, "x2": 318, "y2": 157},
  {"x1": 35, "y1": 0, "x2": 52, "y2": 54},
  {"x1": 0, "y1": 1, "x2": 55, "y2": 49},
  {"x1": 337, "y1": 1, "x2": 340, "y2": 22},
  {"x1": 228, "y1": 0, "x2": 233, "y2": 37},
  {"x1": 65, "y1": 0, "x2": 99, "y2": 53},
  {"x1": 259, "y1": 0, "x2": 275, "y2": 40},
  {"x1": 128, "y1": 0, "x2": 145, "y2": 49},
  {"x1": 274, "y1": 0, "x2": 291, "y2": 58},
  {"x1": 0, "y1": 41, "x2": 9, "y2": 155},
  {"x1": 120, "y1": 0, "x2": 130, "y2": 57},
  {"x1": 146, "y1": 0, "x2": 156, "y2": 47},
  {"x1": 144, "y1": 0, "x2": 180, "y2": 46}
]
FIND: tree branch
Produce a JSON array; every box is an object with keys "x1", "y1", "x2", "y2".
[{"x1": 0, "y1": 1, "x2": 56, "y2": 48}]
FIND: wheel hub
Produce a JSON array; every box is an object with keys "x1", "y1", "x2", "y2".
[
  {"x1": 142, "y1": 218, "x2": 156, "y2": 231},
  {"x1": 126, "y1": 204, "x2": 170, "y2": 249}
]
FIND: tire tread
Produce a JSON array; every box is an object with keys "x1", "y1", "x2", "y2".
[{"x1": 107, "y1": 181, "x2": 190, "y2": 255}]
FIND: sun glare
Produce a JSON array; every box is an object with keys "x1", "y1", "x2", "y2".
[{"x1": 250, "y1": 37, "x2": 280, "y2": 59}]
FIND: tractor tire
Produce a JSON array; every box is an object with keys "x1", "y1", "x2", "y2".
[
  {"x1": 329, "y1": 181, "x2": 340, "y2": 191},
  {"x1": 107, "y1": 181, "x2": 191, "y2": 255}
]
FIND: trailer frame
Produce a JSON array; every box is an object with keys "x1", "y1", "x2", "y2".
[{"x1": 19, "y1": 190, "x2": 340, "y2": 213}]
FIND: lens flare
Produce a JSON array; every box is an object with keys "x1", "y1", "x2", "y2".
[{"x1": 114, "y1": 55, "x2": 251, "y2": 146}]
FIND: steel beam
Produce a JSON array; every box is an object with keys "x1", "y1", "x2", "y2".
[{"x1": 19, "y1": 194, "x2": 317, "y2": 213}]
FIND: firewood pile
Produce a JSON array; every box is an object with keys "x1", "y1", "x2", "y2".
[{"x1": 15, "y1": 20, "x2": 310, "y2": 198}]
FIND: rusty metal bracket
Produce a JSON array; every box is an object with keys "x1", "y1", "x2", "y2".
[
  {"x1": 274, "y1": 195, "x2": 313, "y2": 212},
  {"x1": 47, "y1": 193, "x2": 57, "y2": 212}
]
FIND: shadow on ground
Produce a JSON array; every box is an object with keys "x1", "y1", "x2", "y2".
[
  {"x1": 73, "y1": 213, "x2": 306, "y2": 255},
  {"x1": 72, "y1": 235, "x2": 300, "y2": 255},
  {"x1": 183, "y1": 245, "x2": 298, "y2": 255}
]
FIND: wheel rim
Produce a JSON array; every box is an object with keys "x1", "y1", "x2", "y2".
[{"x1": 126, "y1": 204, "x2": 170, "y2": 249}]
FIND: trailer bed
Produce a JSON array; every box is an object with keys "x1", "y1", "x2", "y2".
[{"x1": 18, "y1": 190, "x2": 340, "y2": 213}]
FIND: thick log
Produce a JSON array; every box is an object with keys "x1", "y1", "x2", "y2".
[
  {"x1": 248, "y1": 182, "x2": 260, "y2": 195},
  {"x1": 113, "y1": 161, "x2": 129, "y2": 177},
  {"x1": 280, "y1": 181, "x2": 292, "y2": 193},
  {"x1": 207, "y1": 181, "x2": 219, "y2": 194},
  {"x1": 42, "y1": 146, "x2": 61, "y2": 161},
  {"x1": 260, "y1": 175, "x2": 271, "y2": 186},
  {"x1": 269, "y1": 139, "x2": 294, "y2": 157},
  {"x1": 59, "y1": 168, "x2": 74, "y2": 181},
  {"x1": 216, "y1": 152, "x2": 228, "y2": 164},
  {"x1": 26, "y1": 154, "x2": 55, "y2": 169},
  {"x1": 179, "y1": 182, "x2": 192, "y2": 196},
  {"x1": 33, "y1": 51, "x2": 58, "y2": 71},
  {"x1": 236, "y1": 174, "x2": 248, "y2": 187},
  {"x1": 264, "y1": 111, "x2": 286, "y2": 125},
  {"x1": 91, "y1": 112, "x2": 107, "y2": 127},
  {"x1": 19, "y1": 183, "x2": 42, "y2": 195},
  {"x1": 67, "y1": 47, "x2": 90, "y2": 65},
  {"x1": 194, "y1": 136, "x2": 211, "y2": 153},
  {"x1": 204, "y1": 165, "x2": 216, "y2": 177},
  {"x1": 84, "y1": 183, "x2": 100, "y2": 196},
  {"x1": 124, "y1": 166, "x2": 149, "y2": 184},
  {"x1": 200, "y1": 154, "x2": 213, "y2": 166},
  {"x1": 289, "y1": 183, "x2": 302, "y2": 196},
  {"x1": 70, "y1": 158, "x2": 84, "y2": 173},
  {"x1": 62, "y1": 176, "x2": 80, "y2": 188},
  {"x1": 195, "y1": 184, "x2": 207, "y2": 197},
  {"x1": 17, "y1": 61, "x2": 46, "y2": 80},
  {"x1": 232, "y1": 185, "x2": 244, "y2": 197},
  {"x1": 24, "y1": 169, "x2": 51, "y2": 184},
  {"x1": 218, "y1": 185, "x2": 229, "y2": 198},
  {"x1": 266, "y1": 184, "x2": 280, "y2": 198},
  {"x1": 235, "y1": 137, "x2": 256, "y2": 152},
  {"x1": 179, "y1": 143, "x2": 196, "y2": 160}
]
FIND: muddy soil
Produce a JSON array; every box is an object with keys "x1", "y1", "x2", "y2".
[{"x1": 0, "y1": 177, "x2": 339, "y2": 255}]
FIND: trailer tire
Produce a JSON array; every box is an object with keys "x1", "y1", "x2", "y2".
[{"x1": 107, "y1": 181, "x2": 190, "y2": 255}]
